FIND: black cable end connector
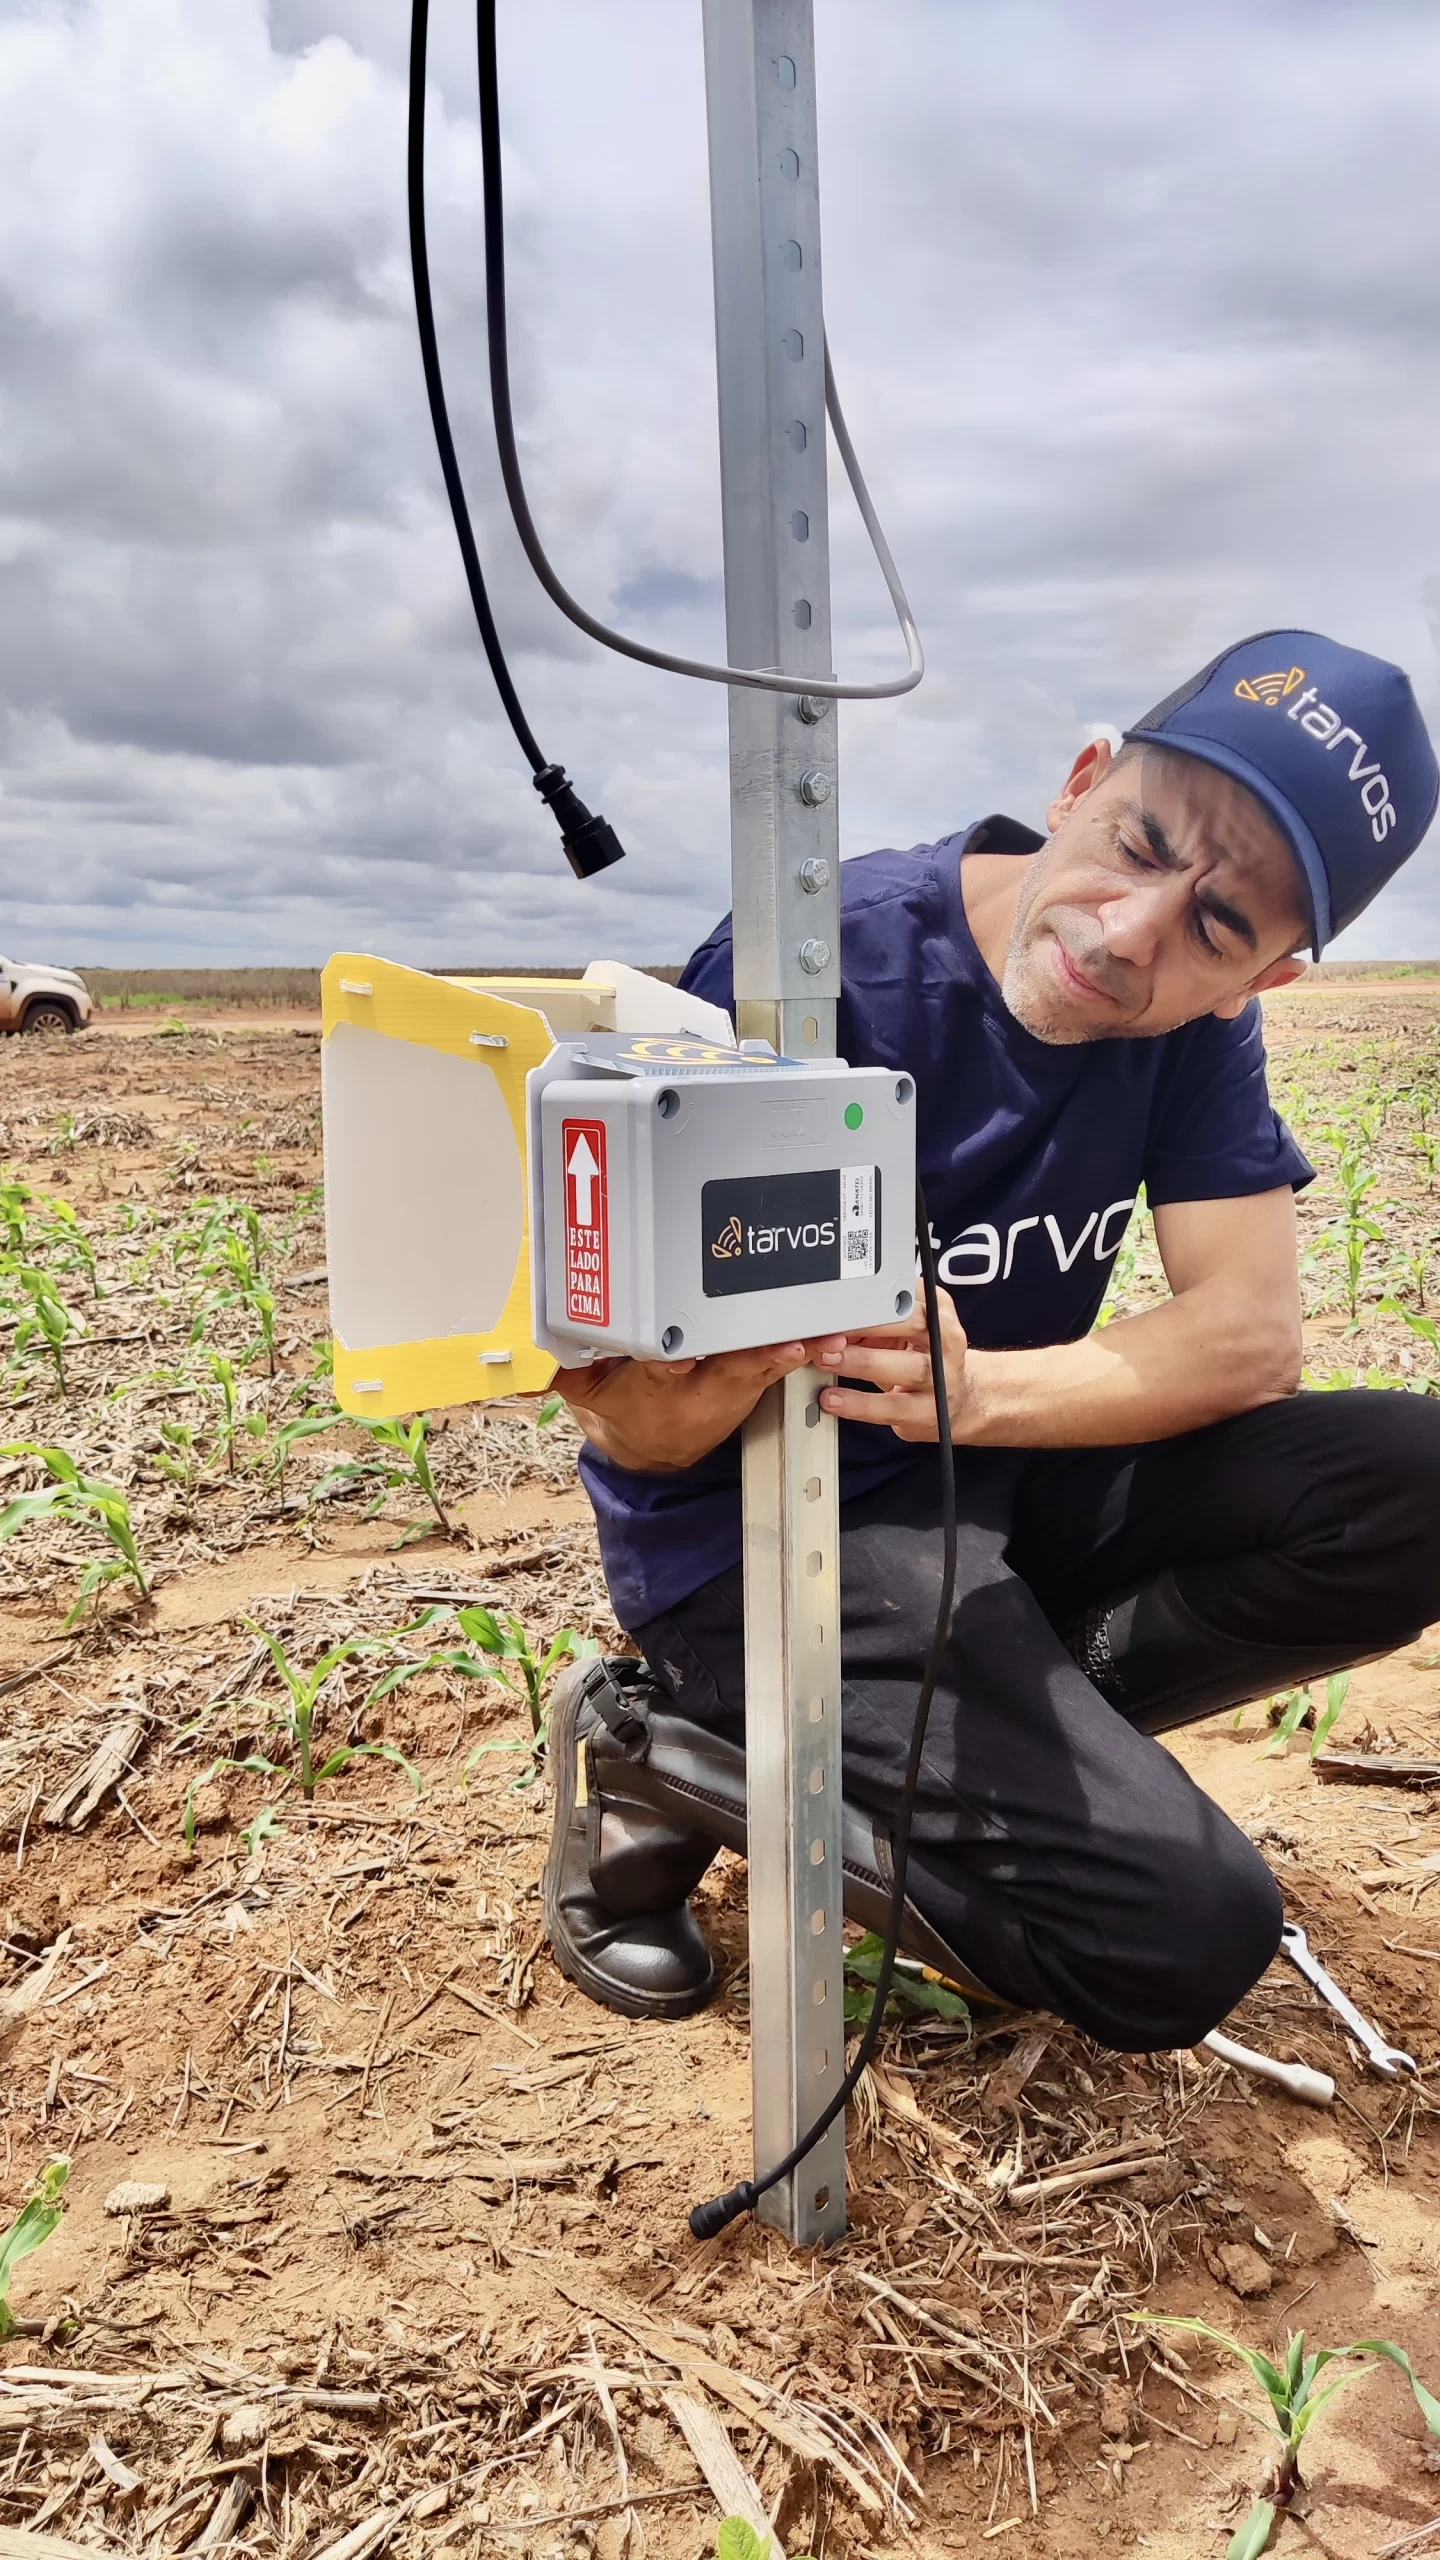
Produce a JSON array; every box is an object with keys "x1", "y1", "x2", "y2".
[
  {"x1": 689, "y1": 2182, "x2": 758, "y2": 2242},
  {"x1": 533, "y1": 763, "x2": 626, "y2": 880}
]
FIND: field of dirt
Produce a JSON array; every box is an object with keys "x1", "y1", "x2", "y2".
[{"x1": 1, "y1": 987, "x2": 1440, "y2": 2560}]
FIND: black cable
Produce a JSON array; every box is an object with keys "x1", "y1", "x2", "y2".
[
  {"x1": 407, "y1": 0, "x2": 624, "y2": 877},
  {"x1": 474, "y1": 0, "x2": 922, "y2": 703},
  {"x1": 689, "y1": 1181, "x2": 959, "y2": 2239}
]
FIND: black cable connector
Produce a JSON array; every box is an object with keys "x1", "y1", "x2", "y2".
[
  {"x1": 689, "y1": 2183, "x2": 759, "y2": 2243},
  {"x1": 688, "y1": 1182, "x2": 959, "y2": 2242},
  {"x1": 407, "y1": 0, "x2": 624, "y2": 878},
  {"x1": 533, "y1": 765, "x2": 626, "y2": 881}
]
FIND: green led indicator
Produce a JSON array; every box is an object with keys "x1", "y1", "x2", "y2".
[{"x1": 843, "y1": 1101, "x2": 864, "y2": 1130}]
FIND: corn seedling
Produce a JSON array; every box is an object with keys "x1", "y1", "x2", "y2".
[
  {"x1": 0, "y1": 1178, "x2": 32, "y2": 1254},
  {"x1": 181, "y1": 1752, "x2": 283, "y2": 1849},
  {"x1": 153, "y1": 1417, "x2": 205, "y2": 1514},
  {"x1": 10, "y1": 1266, "x2": 83, "y2": 1393},
  {"x1": 372, "y1": 1607, "x2": 598, "y2": 1786},
  {"x1": 33, "y1": 1196, "x2": 100, "y2": 1298},
  {"x1": 269, "y1": 1405, "x2": 451, "y2": 1538},
  {"x1": 1309, "y1": 1670, "x2": 1350, "y2": 1757},
  {"x1": 191, "y1": 1229, "x2": 277, "y2": 1375},
  {"x1": 1317, "y1": 1131, "x2": 1389, "y2": 1320},
  {"x1": 1389, "y1": 1240, "x2": 1434, "y2": 1312},
  {"x1": 1130, "y1": 2316, "x2": 1440, "y2": 2556},
  {"x1": 0, "y1": 2157, "x2": 69, "y2": 2339},
  {"x1": 842, "y1": 1932, "x2": 970, "y2": 2031},
  {"x1": 0, "y1": 1443, "x2": 149, "y2": 1625},
  {"x1": 243, "y1": 1618, "x2": 421, "y2": 1801},
  {"x1": 239, "y1": 1804, "x2": 286, "y2": 1859},
  {"x1": 1382, "y1": 1297, "x2": 1440, "y2": 1378},
  {"x1": 1256, "y1": 1674, "x2": 1349, "y2": 1762}
]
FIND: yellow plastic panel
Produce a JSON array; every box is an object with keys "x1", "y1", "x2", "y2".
[{"x1": 321, "y1": 954, "x2": 557, "y2": 1417}]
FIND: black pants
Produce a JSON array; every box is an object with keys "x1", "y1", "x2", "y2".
[{"x1": 635, "y1": 1390, "x2": 1440, "y2": 2050}]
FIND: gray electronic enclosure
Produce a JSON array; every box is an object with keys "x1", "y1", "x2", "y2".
[{"x1": 528, "y1": 1035, "x2": 917, "y2": 1365}]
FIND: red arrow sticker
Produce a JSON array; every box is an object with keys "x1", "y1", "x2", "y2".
[{"x1": 561, "y1": 1117, "x2": 609, "y2": 1327}]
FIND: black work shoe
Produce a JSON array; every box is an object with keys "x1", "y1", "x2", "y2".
[
  {"x1": 543, "y1": 1656, "x2": 1008, "y2": 2018},
  {"x1": 542, "y1": 1658, "x2": 718, "y2": 2020}
]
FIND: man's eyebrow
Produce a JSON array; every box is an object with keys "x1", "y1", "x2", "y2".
[
  {"x1": 1130, "y1": 806, "x2": 1259, "y2": 947},
  {"x1": 1137, "y1": 810, "x2": 1185, "y2": 871},
  {"x1": 1195, "y1": 885, "x2": 1257, "y2": 950}
]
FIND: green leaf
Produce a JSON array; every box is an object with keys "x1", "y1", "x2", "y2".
[
  {"x1": 0, "y1": 2157, "x2": 70, "y2": 2337},
  {"x1": 536, "y1": 1395, "x2": 564, "y2": 1427},
  {"x1": 1286, "y1": 2373, "x2": 1357, "y2": 2449},
  {"x1": 455, "y1": 1605, "x2": 509, "y2": 1656},
  {"x1": 715, "y1": 2523, "x2": 771, "y2": 2560},
  {"x1": 1126, "y1": 2316, "x2": 1289, "y2": 2424},
  {"x1": 1258, "y1": 1686, "x2": 1311, "y2": 1758},
  {"x1": 1226, "y1": 2498, "x2": 1275, "y2": 2560},
  {"x1": 1311, "y1": 1670, "x2": 1350, "y2": 1759},
  {"x1": 1345, "y1": 2340, "x2": 1440, "y2": 2438}
]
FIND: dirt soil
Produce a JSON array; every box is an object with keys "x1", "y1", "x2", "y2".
[{"x1": 0, "y1": 990, "x2": 1439, "y2": 2559}]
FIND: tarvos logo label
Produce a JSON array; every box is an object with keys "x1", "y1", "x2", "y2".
[
  {"x1": 1234, "y1": 665, "x2": 1397, "y2": 844},
  {"x1": 719, "y1": 1217, "x2": 838, "y2": 1258}
]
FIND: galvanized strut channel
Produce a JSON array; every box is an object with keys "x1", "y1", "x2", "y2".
[{"x1": 702, "y1": 0, "x2": 847, "y2": 2246}]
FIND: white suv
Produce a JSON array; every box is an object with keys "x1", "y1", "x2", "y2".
[{"x1": 0, "y1": 957, "x2": 94, "y2": 1035}]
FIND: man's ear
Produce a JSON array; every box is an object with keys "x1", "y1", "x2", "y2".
[
  {"x1": 1045, "y1": 736, "x2": 1114, "y2": 835},
  {"x1": 1209, "y1": 953, "x2": 1309, "y2": 1019}
]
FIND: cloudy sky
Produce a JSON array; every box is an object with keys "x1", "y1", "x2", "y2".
[{"x1": 2, "y1": 0, "x2": 1439, "y2": 968}]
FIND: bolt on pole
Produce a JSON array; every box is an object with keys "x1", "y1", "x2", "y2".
[{"x1": 702, "y1": 0, "x2": 847, "y2": 2247}]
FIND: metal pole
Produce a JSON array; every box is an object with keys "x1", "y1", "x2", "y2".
[{"x1": 702, "y1": 0, "x2": 846, "y2": 2247}]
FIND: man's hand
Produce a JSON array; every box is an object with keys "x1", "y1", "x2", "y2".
[
  {"x1": 556, "y1": 1334, "x2": 849, "y2": 1474},
  {"x1": 815, "y1": 1288, "x2": 967, "y2": 1442}
]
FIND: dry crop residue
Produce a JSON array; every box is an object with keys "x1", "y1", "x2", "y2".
[{"x1": 0, "y1": 994, "x2": 1439, "y2": 2558}]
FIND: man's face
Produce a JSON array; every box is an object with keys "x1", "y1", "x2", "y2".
[{"x1": 1001, "y1": 742, "x2": 1311, "y2": 1044}]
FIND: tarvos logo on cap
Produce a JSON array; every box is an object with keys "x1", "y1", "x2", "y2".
[
  {"x1": 1233, "y1": 665, "x2": 1397, "y2": 845},
  {"x1": 1234, "y1": 666, "x2": 1306, "y2": 706}
]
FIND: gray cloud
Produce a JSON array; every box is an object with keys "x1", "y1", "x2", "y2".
[{"x1": 0, "y1": 0, "x2": 1437, "y2": 967}]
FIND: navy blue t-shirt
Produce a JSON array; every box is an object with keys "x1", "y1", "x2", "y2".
[{"x1": 580, "y1": 819, "x2": 1312, "y2": 1628}]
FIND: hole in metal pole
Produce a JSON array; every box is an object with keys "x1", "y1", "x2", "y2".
[
  {"x1": 812, "y1": 1967, "x2": 826, "y2": 1991},
  {"x1": 810, "y1": 1623, "x2": 825, "y2": 1649},
  {"x1": 778, "y1": 54, "x2": 797, "y2": 86},
  {"x1": 794, "y1": 600, "x2": 812, "y2": 629},
  {"x1": 805, "y1": 1549, "x2": 822, "y2": 1576},
  {"x1": 810, "y1": 1908, "x2": 826, "y2": 1936},
  {"x1": 788, "y1": 418, "x2": 807, "y2": 451},
  {"x1": 814, "y1": 2184, "x2": 830, "y2": 2210},
  {"x1": 783, "y1": 236, "x2": 802, "y2": 271},
  {"x1": 779, "y1": 147, "x2": 800, "y2": 178},
  {"x1": 783, "y1": 328, "x2": 804, "y2": 361},
  {"x1": 808, "y1": 1766, "x2": 825, "y2": 1794},
  {"x1": 804, "y1": 1475, "x2": 821, "y2": 1500},
  {"x1": 805, "y1": 1398, "x2": 820, "y2": 1427},
  {"x1": 808, "y1": 1694, "x2": 824, "y2": 1722},
  {"x1": 810, "y1": 1839, "x2": 825, "y2": 1865},
  {"x1": 801, "y1": 1013, "x2": 818, "y2": 1041},
  {"x1": 791, "y1": 509, "x2": 809, "y2": 541},
  {"x1": 814, "y1": 2049, "x2": 829, "y2": 2075}
]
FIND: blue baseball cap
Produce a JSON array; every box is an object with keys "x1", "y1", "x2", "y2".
[{"x1": 1123, "y1": 629, "x2": 1439, "y2": 955}]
